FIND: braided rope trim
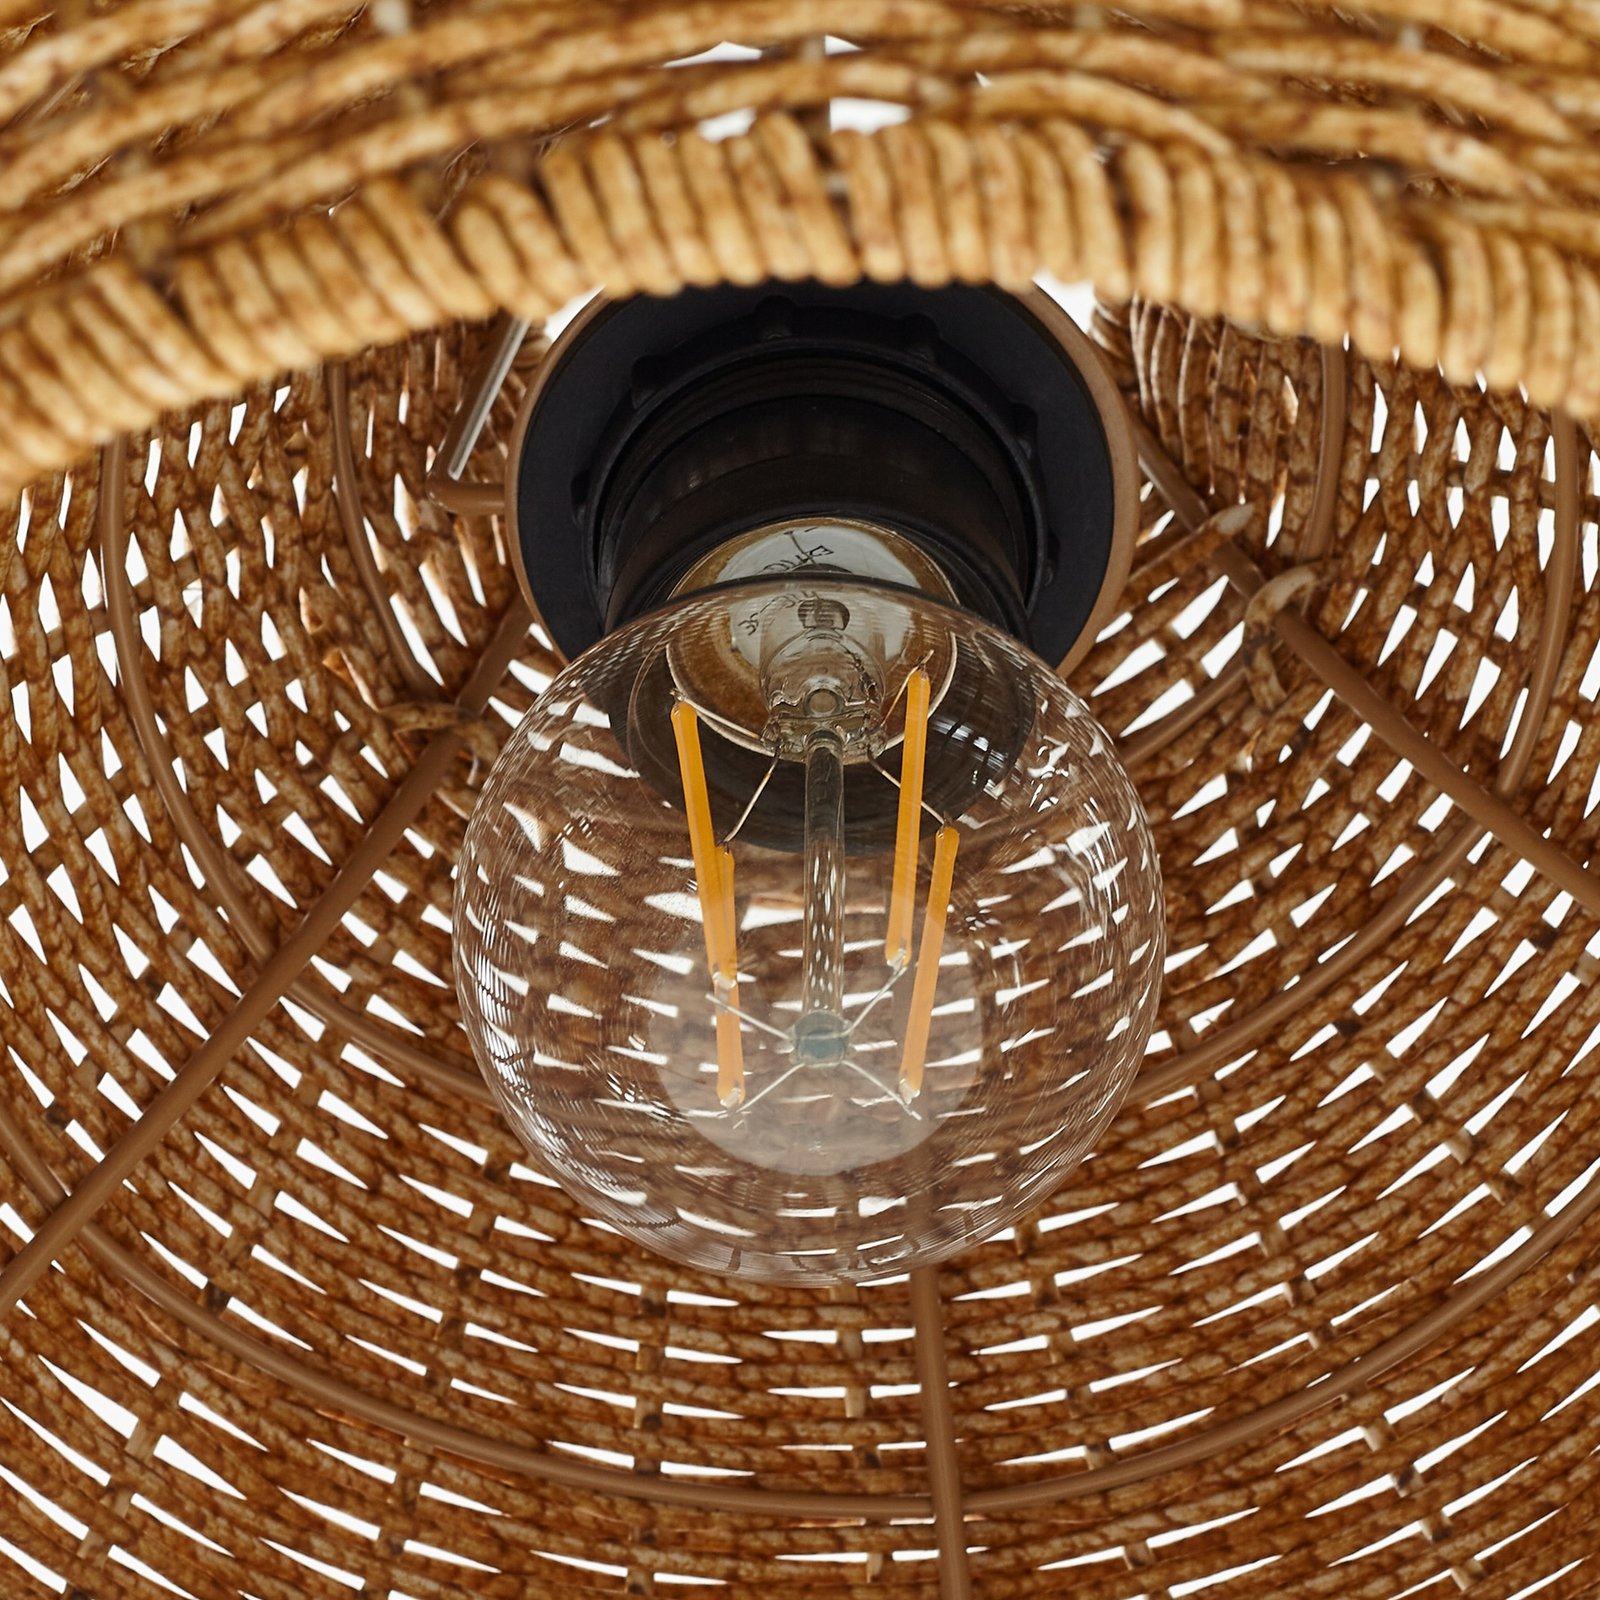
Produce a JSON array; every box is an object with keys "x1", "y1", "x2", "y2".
[{"x1": 3, "y1": 111, "x2": 1600, "y2": 498}]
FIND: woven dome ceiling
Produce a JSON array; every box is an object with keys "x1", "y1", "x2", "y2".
[{"x1": 4, "y1": 3, "x2": 1600, "y2": 1597}]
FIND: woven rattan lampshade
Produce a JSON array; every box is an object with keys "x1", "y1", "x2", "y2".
[{"x1": 4, "y1": 4, "x2": 1600, "y2": 1596}]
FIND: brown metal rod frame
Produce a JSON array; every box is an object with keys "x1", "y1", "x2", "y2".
[
  {"x1": 327, "y1": 360, "x2": 446, "y2": 701},
  {"x1": 1, "y1": 1062, "x2": 1596, "y2": 1521},
  {"x1": 912, "y1": 1264, "x2": 973, "y2": 1599},
  {"x1": 1119, "y1": 343, "x2": 1349, "y2": 767},
  {"x1": 0, "y1": 351, "x2": 1593, "y2": 1533}
]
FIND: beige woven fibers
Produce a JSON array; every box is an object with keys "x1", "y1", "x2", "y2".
[{"x1": 3, "y1": 3, "x2": 1600, "y2": 1596}]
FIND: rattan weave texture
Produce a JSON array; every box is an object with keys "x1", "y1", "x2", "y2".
[
  {"x1": 8, "y1": 0, "x2": 1600, "y2": 493},
  {"x1": 2, "y1": 4, "x2": 1599, "y2": 1597}
]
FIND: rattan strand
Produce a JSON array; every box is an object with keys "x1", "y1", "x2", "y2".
[
  {"x1": 5, "y1": 1, "x2": 1600, "y2": 488},
  {"x1": 3, "y1": 3, "x2": 1600, "y2": 1596}
]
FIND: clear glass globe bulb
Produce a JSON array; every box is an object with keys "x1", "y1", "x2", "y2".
[{"x1": 455, "y1": 577, "x2": 1164, "y2": 1284}]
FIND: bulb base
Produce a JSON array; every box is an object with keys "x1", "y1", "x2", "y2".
[{"x1": 507, "y1": 281, "x2": 1137, "y2": 670}]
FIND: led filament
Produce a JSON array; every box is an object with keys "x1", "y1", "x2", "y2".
[
  {"x1": 669, "y1": 701, "x2": 744, "y2": 1106},
  {"x1": 670, "y1": 658, "x2": 963, "y2": 1124}
]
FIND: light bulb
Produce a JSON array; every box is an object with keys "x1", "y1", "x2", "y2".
[{"x1": 455, "y1": 530, "x2": 1165, "y2": 1285}]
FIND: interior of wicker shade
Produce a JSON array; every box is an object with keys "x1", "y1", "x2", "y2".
[
  {"x1": 5, "y1": 4, "x2": 1600, "y2": 1597},
  {"x1": 1, "y1": 298, "x2": 1596, "y2": 1598}
]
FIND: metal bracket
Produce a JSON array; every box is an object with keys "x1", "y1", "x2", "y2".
[{"x1": 425, "y1": 311, "x2": 533, "y2": 518}]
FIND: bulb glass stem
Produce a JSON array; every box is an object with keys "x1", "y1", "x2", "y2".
[
  {"x1": 899, "y1": 824, "x2": 960, "y2": 1101},
  {"x1": 801, "y1": 726, "x2": 848, "y2": 1026},
  {"x1": 886, "y1": 666, "x2": 932, "y2": 968}
]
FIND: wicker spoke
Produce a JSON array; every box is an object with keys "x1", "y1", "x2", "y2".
[{"x1": 912, "y1": 1266, "x2": 973, "y2": 1599}]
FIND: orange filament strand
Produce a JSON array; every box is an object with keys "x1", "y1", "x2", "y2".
[
  {"x1": 899, "y1": 825, "x2": 959, "y2": 1102},
  {"x1": 714, "y1": 847, "x2": 738, "y2": 987},
  {"x1": 886, "y1": 667, "x2": 932, "y2": 968},
  {"x1": 714, "y1": 1005, "x2": 745, "y2": 1108},
  {"x1": 671, "y1": 701, "x2": 744, "y2": 1104}
]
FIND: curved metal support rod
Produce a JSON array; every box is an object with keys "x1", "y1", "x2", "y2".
[
  {"x1": 1137, "y1": 343, "x2": 1348, "y2": 559},
  {"x1": 1118, "y1": 661, "x2": 1246, "y2": 770},
  {"x1": 1302, "y1": 342, "x2": 1349, "y2": 563},
  {"x1": 1134, "y1": 402, "x2": 1584, "y2": 1097},
  {"x1": 0, "y1": 1044, "x2": 1596, "y2": 1521},
  {"x1": 0, "y1": 537, "x2": 529, "y2": 1316},
  {"x1": 1133, "y1": 420, "x2": 1216, "y2": 549},
  {"x1": 1211, "y1": 491, "x2": 1598, "y2": 915},
  {"x1": 967, "y1": 1147, "x2": 1600, "y2": 1512},
  {"x1": 100, "y1": 437, "x2": 496, "y2": 1109},
  {"x1": 911, "y1": 1265, "x2": 973, "y2": 1600},
  {"x1": 327, "y1": 361, "x2": 440, "y2": 699},
  {"x1": 0, "y1": 1084, "x2": 928, "y2": 1520}
]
